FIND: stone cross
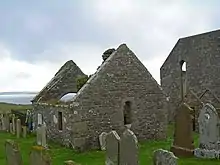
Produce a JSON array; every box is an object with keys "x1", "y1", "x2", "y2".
[
  {"x1": 105, "y1": 130, "x2": 120, "y2": 165},
  {"x1": 153, "y1": 149, "x2": 178, "y2": 165},
  {"x1": 171, "y1": 103, "x2": 194, "y2": 157},
  {"x1": 119, "y1": 129, "x2": 138, "y2": 165},
  {"x1": 16, "y1": 119, "x2": 21, "y2": 138},
  {"x1": 99, "y1": 132, "x2": 107, "y2": 151},
  {"x1": 198, "y1": 103, "x2": 219, "y2": 150},
  {"x1": 5, "y1": 139, "x2": 23, "y2": 165}
]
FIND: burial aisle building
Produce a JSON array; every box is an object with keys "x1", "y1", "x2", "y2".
[{"x1": 32, "y1": 44, "x2": 168, "y2": 151}]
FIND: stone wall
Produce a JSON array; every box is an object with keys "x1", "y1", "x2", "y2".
[
  {"x1": 32, "y1": 103, "x2": 73, "y2": 148},
  {"x1": 161, "y1": 29, "x2": 220, "y2": 121}
]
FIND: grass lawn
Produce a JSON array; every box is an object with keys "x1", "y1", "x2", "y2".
[{"x1": 0, "y1": 125, "x2": 219, "y2": 165}]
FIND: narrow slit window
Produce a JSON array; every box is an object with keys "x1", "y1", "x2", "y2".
[
  {"x1": 58, "y1": 112, "x2": 63, "y2": 130},
  {"x1": 123, "y1": 101, "x2": 132, "y2": 125}
]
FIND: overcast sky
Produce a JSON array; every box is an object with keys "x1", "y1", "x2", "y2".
[{"x1": 0, "y1": 0, "x2": 220, "y2": 92}]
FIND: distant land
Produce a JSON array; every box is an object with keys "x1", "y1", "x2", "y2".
[
  {"x1": 0, "y1": 92, "x2": 38, "y2": 105},
  {"x1": 0, "y1": 92, "x2": 38, "y2": 95}
]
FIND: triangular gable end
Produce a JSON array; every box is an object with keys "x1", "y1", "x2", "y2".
[{"x1": 70, "y1": 43, "x2": 165, "y2": 105}]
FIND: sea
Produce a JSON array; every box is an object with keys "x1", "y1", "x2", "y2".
[
  {"x1": 0, "y1": 92, "x2": 76, "y2": 105},
  {"x1": 0, "y1": 93, "x2": 37, "y2": 105}
]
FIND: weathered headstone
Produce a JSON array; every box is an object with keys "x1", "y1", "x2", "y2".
[
  {"x1": 29, "y1": 146, "x2": 51, "y2": 165},
  {"x1": 119, "y1": 129, "x2": 138, "y2": 165},
  {"x1": 9, "y1": 123, "x2": 13, "y2": 134},
  {"x1": 16, "y1": 119, "x2": 21, "y2": 138},
  {"x1": 36, "y1": 126, "x2": 42, "y2": 145},
  {"x1": 105, "y1": 130, "x2": 120, "y2": 165},
  {"x1": 194, "y1": 103, "x2": 220, "y2": 159},
  {"x1": 198, "y1": 103, "x2": 219, "y2": 149},
  {"x1": 5, "y1": 139, "x2": 23, "y2": 165},
  {"x1": 4, "y1": 114, "x2": 10, "y2": 131},
  {"x1": 41, "y1": 124, "x2": 47, "y2": 148},
  {"x1": 153, "y1": 149, "x2": 178, "y2": 165},
  {"x1": 171, "y1": 103, "x2": 194, "y2": 157},
  {"x1": 12, "y1": 114, "x2": 16, "y2": 134},
  {"x1": 22, "y1": 126, "x2": 27, "y2": 138},
  {"x1": 99, "y1": 132, "x2": 107, "y2": 150}
]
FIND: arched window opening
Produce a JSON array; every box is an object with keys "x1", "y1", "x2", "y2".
[
  {"x1": 60, "y1": 93, "x2": 77, "y2": 102},
  {"x1": 180, "y1": 60, "x2": 187, "y2": 99},
  {"x1": 123, "y1": 101, "x2": 132, "y2": 125}
]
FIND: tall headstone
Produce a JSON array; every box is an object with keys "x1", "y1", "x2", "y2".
[
  {"x1": 4, "y1": 114, "x2": 10, "y2": 131},
  {"x1": 36, "y1": 126, "x2": 42, "y2": 145},
  {"x1": 41, "y1": 124, "x2": 47, "y2": 148},
  {"x1": 30, "y1": 146, "x2": 51, "y2": 165},
  {"x1": 153, "y1": 149, "x2": 178, "y2": 165},
  {"x1": 9, "y1": 123, "x2": 13, "y2": 134},
  {"x1": 5, "y1": 139, "x2": 23, "y2": 165},
  {"x1": 12, "y1": 114, "x2": 16, "y2": 134},
  {"x1": 171, "y1": 103, "x2": 194, "y2": 157},
  {"x1": 194, "y1": 103, "x2": 220, "y2": 159},
  {"x1": 16, "y1": 119, "x2": 21, "y2": 138},
  {"x1": 119, "y1": 129, "x2": 138, "y2": 165},
  {"x1": 105, "y1": 130, "x2": 120, "y2": 165},
  {"x1": 99, "y1": 132, "x2": 107, "y2": 150}
]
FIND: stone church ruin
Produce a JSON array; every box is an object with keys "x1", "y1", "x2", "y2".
[
  {"x1": 32, "y1": 44, "x2": 168, "y2": 151},
  {"x1": 161, "y1": 29, "x2": 220, "y2": 124}
]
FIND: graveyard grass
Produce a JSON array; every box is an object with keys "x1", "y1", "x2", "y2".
[{"x1": 0, "y1": 125, "x2": 220, "y2": 165}]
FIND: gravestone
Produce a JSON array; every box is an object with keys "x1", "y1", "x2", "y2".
[
  {"x1": 41, "y1": 124, "x2": 47, "y2": 147},
  {"x1": 29, "y1": 146, "x2": 51, "y2": 165},
  {"x1": 16, "y1": 119, "x2": 21, "y2": 138},
  {"x1": 5, "y1": 139, "x2": 23, "y2": 165},
  {"x1": 9, "y1": 123, "x2": 13, "y2": 134},
  {"x1": 99, "y1": 132, "x2": 107, "y2": 150},
  {"x1": 194, "y1": 103, "x2": 220, "y2": 159},
  {"x1": 36, "y1": 126, "x2": 42, "y2": 145},
  {"x1": 22, "y1": 126, "x2": 27, "y2": 138},
  {"x1": 12, "y1": 114, "x2": 16, "y2": 134},
  {"x1": 153, "y1": 149, "x2": 178, "y2": 165},
  {"x1": 171, "y1": 103, "x2": 194, "y2": 157},
  {"x1": 105, "y1": 130, "x2": 120, "y2": 165},
  {"x1": 4, "y1": 114, "x2": 10, "y2": 131},
  {"x1": 198, "y1": 103, "x2": 219, "y2": 149},
  {"x1": 119, "y1": 129, "x2": 138, "y2": 165}
]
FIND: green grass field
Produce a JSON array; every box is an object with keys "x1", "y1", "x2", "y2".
[
  {"x1": 0, "y1": 125, "x2": 219, "y2": 165},
  {"x1": 0, "y1": 102, "x2": 32, "y2": 113}
]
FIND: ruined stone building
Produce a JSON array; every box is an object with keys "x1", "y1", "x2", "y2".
[
  {"x1": 32, "y1": 44, "x2": 168, "y2": 151},
  {"x1": 31, "y1": 60, "x2": 86, "y2": 103},
  {"x1": 160, "y1": 29, "x2": 220, "y2": 123}
]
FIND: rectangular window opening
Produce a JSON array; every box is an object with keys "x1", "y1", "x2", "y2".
[{"x1": 58, "y1": 112, "x2": 63, "y2": 130}]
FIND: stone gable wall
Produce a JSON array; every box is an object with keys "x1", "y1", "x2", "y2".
[
  {"x1": 161, "y1": 30, "x2": 220, "y2": 122},
  {"x1": 68, "y1": 44, "x2": 168, "y2": 150}
]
